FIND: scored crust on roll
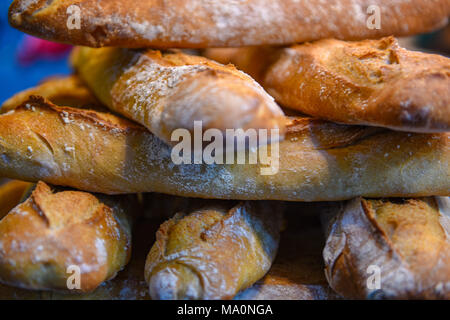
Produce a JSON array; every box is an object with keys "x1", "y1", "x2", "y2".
[
  {"x1": 204, "y1": 37, "x2": 450, "y2": 133},
  {"x1": 0, "y1": 181, "x2": 137, "y2": 292},
  {"x1": 8, "y1": 0, "x2": 450, "y2": 48},
  {"x1": 70, "y1": 47, "x2": 286, "y2": 146},
  {"x1": 0, "y1": 95, "x2": 448, "y2": 200},
  {"x1": 145, "y1": 200, "x2": 283, "y2": 300},
  {"x1": 322, "y1": 197, "x2": 450, "y2": 299}
]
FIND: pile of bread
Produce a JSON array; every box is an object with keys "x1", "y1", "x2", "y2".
[{"x1": 0, "y1": 0, "x2": 449, "y2": 300}]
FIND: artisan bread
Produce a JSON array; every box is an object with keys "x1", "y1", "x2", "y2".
[
  {"x1": 145, "y1": 200, "x2": 283, "y2": 299},
  {"x1": 0, "y1": 95, "x2": 449, "y2": 200},
  {"x1": 204, "y1": 37, "x2": 450, "y2": 133},
  {"x1": 9, "y1": 0, "x2": 449, "y2": 48},
  {"x1": 1, "y1": 75, "x2": 102, "y2": 114},
  {"x1": 322, "y1": 197, "x2": 450, "y2": 299},
  {"x1": 0, "y1": 181, "x2": 137, "y2": 292},
  {"x1": 71, "y1": 47, "x2": 285, "y2": 145}
]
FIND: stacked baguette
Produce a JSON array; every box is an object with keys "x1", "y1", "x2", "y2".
[{"x1": 0, "y1": 0, "x2": 449, "y2": 300}]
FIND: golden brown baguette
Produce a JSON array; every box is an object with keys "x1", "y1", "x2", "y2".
[
  {"x1": 71, "y1": 47, "x2": 285, "y2": 145},
  {"x1": 145, "y1": 200, "x2": 283, "y2": 299},
  {"x1": 0, "y1": 95, "x2": 449, "y2": 200},
  {"x1": 0, "y1": 180, "x2": 32, "y2": 218},
  {"x1": 0, "y1": 181, "x2": 137, "y2": 292},
  {"x1": 204, "y1": 37, "x2": 450, "y2": 133},
  {"x1": 1, "y1": 75, "x2": 102, "y2": 114},
  {"x1": 9, "y1": 0, "x2": 449, "y2": 48},
  {"x1": 322, "y1": 197, "x2": 450, "y2": 299}
]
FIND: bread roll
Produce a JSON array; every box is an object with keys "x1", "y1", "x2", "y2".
[
  {"x1": 0, "y1": 181, "x2": 137, "y2": 292},
  {"x1": 145, "y1": 200, "x2": 283, "y2": 299},
  {"x1": 0, "y1": 180, "x2": 32, "y2": 218},
  {"x1": 9, "y1": 0, "x2": 449, "y2": 48},
  {"x1": 322, "y1": 197, "x2": 450, "y2": 299},
  {"x1": 0, "y1": 95, "x2": 449, "y2": 200},
  {"x1": 71, "y1": 47, "x2": 285, "y2": 145},
  {"x1": 204, "y1": 37, "x2": 450, "y2": 133},
  {"x1": 1, "y1": 75, "x2": 102, "y2": 114}
]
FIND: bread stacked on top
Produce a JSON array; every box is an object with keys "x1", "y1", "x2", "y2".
[{"x1": 0, "y1": 0, "x2": 449, "y2": 299}]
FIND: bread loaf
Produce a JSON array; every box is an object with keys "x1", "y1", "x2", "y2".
[
  {"x1": 145, "y1": 200, "x2": 283, "y2": 299},
  {"x1": 204, "y1": 37, "x2": 450, "y2": 133},
  {"x1": 0, "y1": 95, "x2": 448, "y2": 200},
  {"x1": 1, "y1": 75, "x2": 102, "y2": 114},
  {"x1": 322, "y1": 197, "x2": 450, "y2": 299},
  {"x1": 9, "y1": 0, "x2": 449, "y2": 48},
  {"x1": 0, "y1": 181, "x2": 137, "y2": 292},
  {"x1": 71, "y1": 47, "x2": 285, "y2": 145}
]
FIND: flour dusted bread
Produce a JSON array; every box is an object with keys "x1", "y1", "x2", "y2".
[
  {"x1": 145, "y1": 200, "x2": 283, "y2": 300},
  {"x1": 322, "y1": 197, "x2": 450, "y2": 299},
  {"x1": 0, "y1": 95, "x2": 449, "y2": 200},
  {"x1": 9, "y1": 0, "x2": 449, "y2": 48},
  {"x1": 0, "y1": 181, "x2": 137, "y2": 292},
  {"x1": 71, "y1": 47, "x2": 285, "y2": 145},
  {"x1": 205, "y1": 37, "x2": 450, "y2": 133}
]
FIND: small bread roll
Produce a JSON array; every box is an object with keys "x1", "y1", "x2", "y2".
[
  {"x1": 322, "y1": 197, "x2": 450, "y2": 299},
  {"x1": 0, "y1": 181, "x2": 137, "y2": 292},
  {"x1": 145, "y1": 201, "x2": 283, "y2": 299}
]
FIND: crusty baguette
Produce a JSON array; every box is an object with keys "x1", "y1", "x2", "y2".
[
  {"x1": 145, "y1": 200, "x2": 283, "y2": 299},
  {"x1": 0, "y1": 95, "x2": 449, "y2": 200},
  {"x1": 71, "y1": 47, "x2": 285, "y2": 145},
  {"x1": 0, "y1": 181, "x2": 137, "y2": 292},
  {"x1": 0, "y1": 180, "x2": 32, "y2": 218},
  {"x1": 322, "y1": 197, "x2": 450, "y2": 299},
  {"x1": 1, "y1": 75, "x2": 102, "y2": 114},
  {"x1": 8, "y1": 0, "x2": 449, "y2": 48},
  {"x1": 204, "y1": 37, "x2": 450, "y2": 133}
]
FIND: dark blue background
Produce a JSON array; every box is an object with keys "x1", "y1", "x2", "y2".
[{"x1": 0, "y1": 2, "x2": 71, "y2": 105}]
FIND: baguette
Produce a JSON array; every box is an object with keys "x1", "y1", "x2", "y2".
[
  {"x1": 204, "y1": 37, "x2": 450, "y2": 133},
  {"x1": 322, "y1": 197, "x2": 450, "y2": 299},
  {"x1": 0, "y1": 95, "x2": 449, "y2": 200},
  {"x1": 0, "y1": 181, "x2": 137, "y2": 292},
  {"x1": 145, "y1": 200, "x2": 283, "y2": 299},
  {"x1": 71, "y1": 47, "x2": 285, "y2": 145},
  {"x1": 0, "y1": 180, "x2": 32, "y2": 218},
  {"x1": 1, "y1": 75, "x2": 102, "y2": 114},
  {"x1": 9, "y1": 0, "x2": 449, "y2": 48}
]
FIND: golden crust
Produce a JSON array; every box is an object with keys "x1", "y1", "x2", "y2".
[
  {"x1": 71, "y1": 47, "x2": 285, "y2": 145},
  {"x1": 145, "y1": 201, "x2": 283, "y2": 299},
  {"x1": 0, "y1": 181, "x2": 136, "y2": 292},
  {"x1": 205, "y1": 37, "x2": 450, "y2": 133},
  {"x1": 0, "y1": 96, "x2": 448, "y2": 200},
  {"x1": 323, "y1": 197, "x2": 450, "y2": 299},
  {"x1": 1, "y1": 75, "x2": 103, "y2": 114},
  {"x1": 8, "y1": 0, "x2": 449, "y2": 48}
]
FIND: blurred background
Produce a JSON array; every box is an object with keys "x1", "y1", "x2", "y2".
[
  {"x1": 0, "y1": 2, "x2": 71, "y2": 103},
  {"x1": 0, "y1": 2, "x2": 448, "y2": 105}
]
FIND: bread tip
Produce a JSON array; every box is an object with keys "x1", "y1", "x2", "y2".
[{"x1": 149, "y1": 267, "x2": 202, "y2": 300}]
